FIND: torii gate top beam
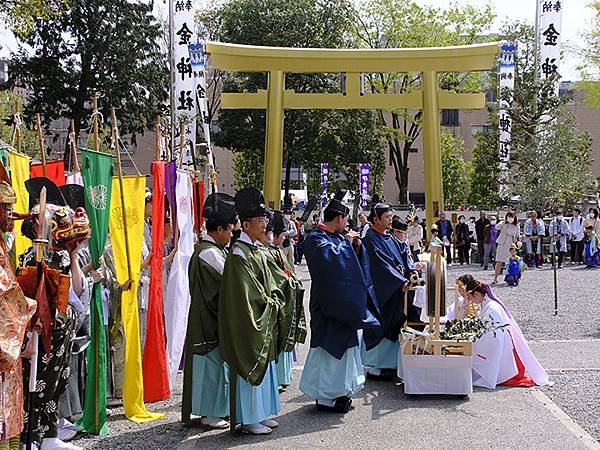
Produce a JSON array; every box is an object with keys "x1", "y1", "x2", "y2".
[{"x1": 205, "y1": 41, "x2": 498, "y2": 73}]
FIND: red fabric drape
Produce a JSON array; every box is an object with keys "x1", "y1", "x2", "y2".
[
  {"x1": 141, "y1": 161, "x2": 170, "y2": 402},
  {"x1": 501, "y1": 332, "x2": 535, "y2": 387},
  {"x1": 30, "y1": 161, "x2": 65, "y2": 186},
  {"x1": 192, "y1": 180, "x2": 204, "y2": 234}
]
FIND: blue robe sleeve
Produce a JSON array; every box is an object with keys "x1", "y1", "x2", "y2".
[{"x1": 305, "y1": 230, "x2": 380, "y2": 330}]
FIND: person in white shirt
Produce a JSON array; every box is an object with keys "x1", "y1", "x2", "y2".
[
  {"x1": 569, "y1": 208, "x2": 585, "y2": 264},
  {"x1": 406, "y1": 214, "x2": 423, "y2": 261}
]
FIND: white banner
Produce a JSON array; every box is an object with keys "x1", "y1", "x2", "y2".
[
  {"x1": 538, "y1": 0, "x2": 563, "y2": 86},
  {"x1": 164, "y1": 170, "x2": 194, "y2": 388},
  {"x1": 171, "y1": 0, "x2": 197, "y2": 165},
  {"x1": 189, "y1": 42, "x2": 217, "y2": 192},
  {"x1": 498, "y1": 43, "x2": 516, "y2": 199}
]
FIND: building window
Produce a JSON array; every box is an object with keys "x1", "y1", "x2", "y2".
[
  {"x1": 441, "y1": 109, "x2": 459, "y2": 126},
  {"x1": 409, "y1": 147, "x2": 418, "y2": 153}
]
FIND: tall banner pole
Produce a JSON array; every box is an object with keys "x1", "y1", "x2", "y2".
[
  {"x1": 498, "y1": 43, "x2": 516, "y2": 200},
  {"x1": 188, "y1": 42, "x2": 217, "y2": 194},
  {"x1": 538, "y1": 0, "x2": 563, "y2": 87},
  {"x1": 35, "y1": 113, "x2": 47, "y2": 177},
  {"x1": 170, "y1": 0, "x2": 197, "y2": 166},
  {"x1": 69, "y1": 119, "x2": 80, "y2": 172},
  {"x1": 92, "y1": 96, "x2": 100, "y2": 152},
  {"x1": 111, "y1": 107, "x2": 134, "y2": 283}
]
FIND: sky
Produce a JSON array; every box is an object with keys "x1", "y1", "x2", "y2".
[
  {"x1": 0, "y1": 0, "x2": 595, "y2": 81},
  {"x1": 419, "y1": 0, "x2": 593, "y2": 81}
]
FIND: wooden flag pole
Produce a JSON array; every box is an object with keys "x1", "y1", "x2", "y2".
[
  {"x1": 177, "y1": 122, "x2": 185, "y2": 169},
  {"x1": 92, "y1": 97, "x2": 100, "y2": 152},
  {"x1": 69, "y1": 119, "x2": 80, "y2": 172},
  {"x1": 35, "y1": 113, "x2": 47, "y2": 177},
  {"x1": 13, "y1": 98, "x2": 22, "y2": 153},
  {"x1": 111, "y1": 107, "x2": 134, "y2": 284},
  {"x1": 154, "y1": 117, "x2": 161, "y2": 161}
]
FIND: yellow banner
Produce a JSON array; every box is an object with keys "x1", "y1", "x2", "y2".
[
  {"x1": 8, "y1": 151, "x2": 30, "y2": 261},
  {"x1": 108, "y1": 176, "x2": 163, "y2": 423}
]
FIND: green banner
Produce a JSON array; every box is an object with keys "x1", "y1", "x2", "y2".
[{"x1": 78, "y1": 149, "x2": 114, "y2": 435}]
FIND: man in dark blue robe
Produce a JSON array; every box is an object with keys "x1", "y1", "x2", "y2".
[
  {"x1": 361, "y1": 205, "x2": 418, "y2": 379},
  {"x1": 299, "y1": 198, "x2": 380, "y2": 413}
]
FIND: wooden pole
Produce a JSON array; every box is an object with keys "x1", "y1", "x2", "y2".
[
  {"x1": 92, "y1": 97, "x2": 100, "y2": 152},
  {"x1": 69, "y1": 119, "x2": 80, "y2": 172},
  {"x1": 111, "y1": 107, "x2": 134, "y2": 283},
  {"x1": 154, "y1": 117, "x2": 161, "y2": 161},
  {"x1": 433, "y1": 245, "x2": 442, "y2": 340},
  {"x1": 35, "y1": 113, "x2": 47, "y2": 177},
  {"x1": 177, "y1": 122, "x2": 185, "y2": 169},
  {"x1": 14, "y1": 99, "x2": 22, "y2": 153}
]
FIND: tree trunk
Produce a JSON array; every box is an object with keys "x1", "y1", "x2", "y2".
[{"x1": 398, "y1": 166, "x2": 409, "y2": 204}]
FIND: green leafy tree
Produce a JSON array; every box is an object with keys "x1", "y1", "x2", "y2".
[
  {"x1": 576, "y1": 1, "x2": 600, "y2": 108},
  {"x1": 467, "y1": 129, "x2": 501, "y2": 208},
  {"x1": 500, "y1": 22, "x2": 593, "y2": 210},
  {"x1": 440, "y1": 132, "x2": 467, "y2": 208},
  {"x1": 354, "y1": 0, "x2": 495, "y2": 203},
  {"x1": 0, "y1": 92, "x2": 37, "y2": 154},
  {"x1": 8, "y1": 0, "x2": 168, "y2": 143},
  {"x1": 199, "y1": 0, "x2": 385, "y2": 200},
  {"x1": 0, "y1": 0, "x2": 68, "y2": 39}
]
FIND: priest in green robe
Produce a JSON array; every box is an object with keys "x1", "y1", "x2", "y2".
[
  {"x1": 219, "y1": 187, "x2": 283, "y2": 435},
  {"x1": 182, "y1": 193, "x2": 237, "y2": 428},
  {"x1": 260, "y1": 211, "x2": 306, "y2": 389}
]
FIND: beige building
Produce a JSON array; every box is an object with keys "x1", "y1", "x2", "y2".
[{"x1": 41, "y1": 83, "x2": 599, "y2": 203}]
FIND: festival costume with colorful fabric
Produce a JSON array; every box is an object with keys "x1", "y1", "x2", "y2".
[
  {"x1": 471, "y1": 287, "x2": 548, "y2": 389},
  {"x1": 300, "y1": 215, "x2": 380, "y2": 407},
  {"x1": 18, "y1": 178, "x2": 92, "y2": 445},
  {"x1": 0, "y1": 174, "x2": 36, "y2": 445}
]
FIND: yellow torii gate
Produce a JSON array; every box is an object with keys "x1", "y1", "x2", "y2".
[{"x1": 205, "y1": 41, "x2": 498, "y2": 228}]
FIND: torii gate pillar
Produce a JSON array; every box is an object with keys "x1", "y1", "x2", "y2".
[{"x1": 206, "y1": 42, "x2": 498, "y2": 229}]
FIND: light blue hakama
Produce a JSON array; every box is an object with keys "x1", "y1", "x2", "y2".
[
  {"x1": 235, "y1": 360, "x2": 280, "y2": 425},
  {"x1": 299, "y1": 346, "x2": 365, "y2": 400},
  {"x1": 360, "y1": 338, "x2": 399, "y2": 370},
  {"x1": 191, "y1": 347, "x2": 230, "y2": 418},
  {"x1": 276, "y1": 351, "x2": 294, "y2": 386}
]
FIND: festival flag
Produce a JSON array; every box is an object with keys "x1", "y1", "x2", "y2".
[
  {"x1": 8, "y1": 151, "x2": 31, "y2": 260},
  {"x1": 78, "y1": 149, "x2": 114, "y2": 435},
  {"x1": 109, "y1": 175, "x2": 164, "y2": 423},
  {"x1": 164, "y1": 169, "x2": 194, "y2": 387},
  {"x1": 192, "y1": 178, "x2": 204, "y2": 234},
  {"x1": 30, "y1": 160, "x2": 65, "y2": 186},
  {"x1": 142, "y1": 161, "x2": 170, "y2": 402},
  {"x1": 165, "y1": 161, "x2": 177, "y2": 245}
]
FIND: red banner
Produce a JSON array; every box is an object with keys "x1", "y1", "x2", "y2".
[
  {"x1": 192, "y1": 180, "x2": 204, "y2": 234},
  {"x1": 141, "y1": 161, "x2": 170, "y2": 402},
  {"x1": 30, "y1": 160, "x2": 65, "y2": 186}
]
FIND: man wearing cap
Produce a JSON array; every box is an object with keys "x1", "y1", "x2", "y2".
[
  {"x1": 219, "y1": 188, "x2": 282, "y2": 435},
  {"x1": 360, "y1": 205, "x2": 412, "y2": 379},
  {"x1": 182, "y1": 193, "x2": 237, "y2": 428},
  {"x1": 261, "y1": 211, "x2": 306, "y2": 390},
  {"x1": 300, "y1": 196, "x2": 380, "y2": 413}
]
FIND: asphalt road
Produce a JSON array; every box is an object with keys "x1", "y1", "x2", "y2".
[{"x1": 74, "y1": 262, "x2": 600, "y2": 450}]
